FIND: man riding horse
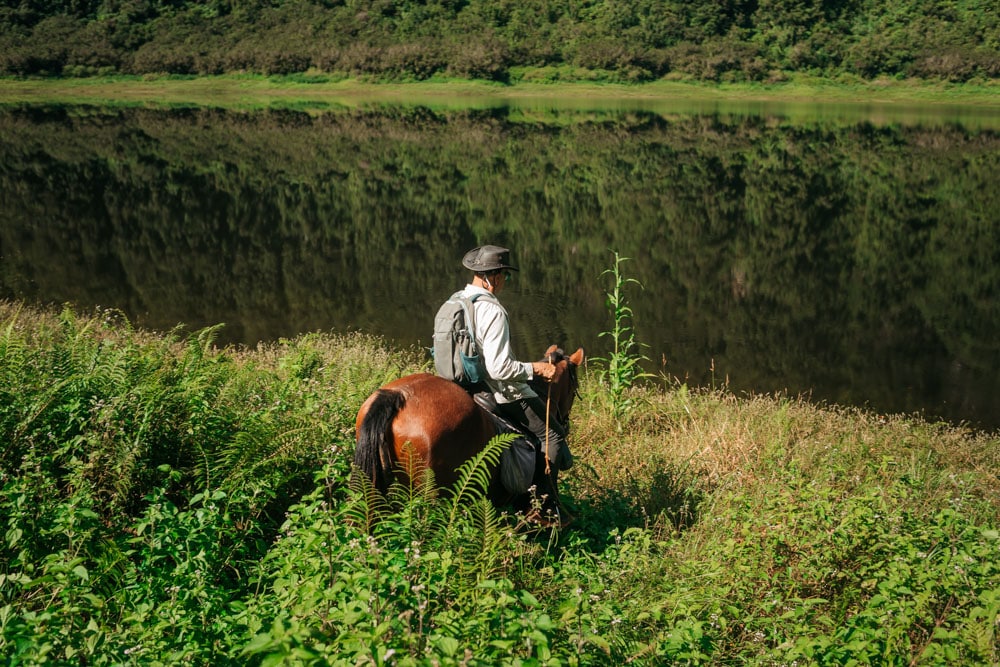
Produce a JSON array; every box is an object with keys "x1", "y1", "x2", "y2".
[
  {"x1": 443, "y1": 244, "x2": 575, "y2": 526},
  {"x1": 354, "y1": 245, "x2": 581, "y2": 529}
]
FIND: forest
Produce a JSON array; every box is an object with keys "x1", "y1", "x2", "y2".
[{"x1": 0, "y1": 0, "x2": 997, "y2": 82}]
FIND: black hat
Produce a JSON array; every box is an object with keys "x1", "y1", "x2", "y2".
[{"x1": 462, "y1": 245, "x2": 519, "y2": 273}]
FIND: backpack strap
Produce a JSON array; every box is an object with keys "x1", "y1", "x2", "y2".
[{"x1": 459, "y1": 291, "x2": 498, "y2": 356}]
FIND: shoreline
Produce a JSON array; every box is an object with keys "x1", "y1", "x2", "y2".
[{"x1": 2, "y1": 74, "x2": 1000, "y2": 111}]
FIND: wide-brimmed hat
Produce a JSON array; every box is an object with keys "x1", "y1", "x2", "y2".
[{"x1": 462, "y1": 245, "x2": 519, "y2": 273}]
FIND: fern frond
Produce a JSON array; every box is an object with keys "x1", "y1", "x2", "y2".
[
  {"x1": 0, "y1": 307, "x2": 30, "y2": 466},
  {"x1": 0, "y1": 303, "x2": 25, "y2": 369},
  {"x1": 386, "y1": 441, "x2": 438, "y2": 508},
  {"x1": 345, "y1": 465, "x2": 389, "y2": 533},
  {"x1": 194, "y1": 324, "x2": 225, "y2": 358},
  {"x1": 445, "y1": 433, "x2": 516, "y2": 529},
  {"x1": 468, "y1": 496, "x2": 504, "y2": 581}
]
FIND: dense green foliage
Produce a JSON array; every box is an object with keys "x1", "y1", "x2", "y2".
[
  {"x1": 2, "y1": 105, "x2": 999, "y2": 428},
  {"x1": 1, "y1": 302, "x2": 998, "y2": 664},
  {"x1": 0, "y1": 0, "x2": 997, "y2": 81}
]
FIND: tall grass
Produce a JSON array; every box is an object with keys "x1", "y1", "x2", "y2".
[
  {"x1": 591, "y1": 252, "x2": 652, "y2": 426},
  {"x1": 1, "y1": 300, "x2": 998, "y2": 664}
]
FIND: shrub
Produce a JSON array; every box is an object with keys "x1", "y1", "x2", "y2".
[
  {"x1": 667, "y1": 38, "x2": 767, "y2": 81},
  {"x1": 320, "y1": 42, "x2": 447, "y2": 80},
  {"x1": 259, "y1": 50, "x2": 313, "y2": 76},
  {"x1": 64, "y1": 20, "x2": 122, "y2": 71},
  {"x1": 444, "y1": 35, "x2": 511, "y2": 81},
  {"x1": 130, "y1": 42, "x2": 195, "y2": 75},
  {"x1": 908, "y1": 47, "x2": 1000, "y2": 82}
]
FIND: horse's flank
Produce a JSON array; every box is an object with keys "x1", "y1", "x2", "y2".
[{"x1": 354, "y1": 373, "x2": 495, "y2": 494}]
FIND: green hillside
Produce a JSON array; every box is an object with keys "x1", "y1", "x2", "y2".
[{"x1": 1, "y1": 0, "x2": 997, "y2": 82}]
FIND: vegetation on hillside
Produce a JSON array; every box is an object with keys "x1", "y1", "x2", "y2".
[
  {"x1": 1, "y1": 300, "x2": 997, "y2": 664},
  {"x1": 0, "y1": 0, "x2": 997, "y2": 82}
]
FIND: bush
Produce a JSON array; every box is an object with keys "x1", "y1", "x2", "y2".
[
  {"x1": 130, "y1": 42, "x2": 195, "y2": 75},
  {"x1": 259, "y1": 50, "x2": 313, "y2": 76},
  {"x1": 667, "y1": 39, "x2": 767, "y2": 81},
  {"x1": 908, "y1": 47, "x2": 1000, "y2": 82},
  {"x1": 65, "y1": 21, "x2": 123, "y2": 72},
  {"x1": 571, "y1": 38, "x2": 636, "y2": 72},
  {"x1": 845, "y1": 32, "x2": 913, "y2": 78},
  {"x1": 5, "y1": 14, "x2": 84, "y2": 74},
  {"x1": 324, "y1": 41, "x2": 447, "y2": 80},
  {"x1": 444, "y1": 35, "x2": 511, "y2": 81}
]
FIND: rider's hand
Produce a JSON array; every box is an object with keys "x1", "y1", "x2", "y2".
[{"x1": 531, "y1": 361, "x2": 563, "y2": 383}]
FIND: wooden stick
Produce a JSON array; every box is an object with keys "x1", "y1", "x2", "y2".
[{"x1": 544, "y1": 354, "x2": 552, "y2": 476}]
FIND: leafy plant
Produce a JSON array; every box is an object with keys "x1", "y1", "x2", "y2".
[
  {"x1": 239, "y1": 433, "x2": 562, "y2": 665},
  {"x1": 592, "y1": 251, "x2": 653, "y2": 424},
  {"x1": 2, "y1": 302, "x2": 998, "y2": 665}
]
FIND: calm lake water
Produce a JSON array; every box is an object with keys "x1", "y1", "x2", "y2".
[{"x1": 1, "y1": 100, "x2": 998, "y2": 430}]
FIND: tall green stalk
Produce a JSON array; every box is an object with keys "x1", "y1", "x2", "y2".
[{"x1": 593, "y1": 252, "x2": 651, "y2": 424}]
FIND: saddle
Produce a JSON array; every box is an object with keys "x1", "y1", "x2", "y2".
[{"x1": 472, "y1": 391, "x2": 537, "y2": 496}]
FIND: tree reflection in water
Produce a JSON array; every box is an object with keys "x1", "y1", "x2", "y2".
[{"x1": 0, "y1": 104, "x2": 997, "y2": 430}]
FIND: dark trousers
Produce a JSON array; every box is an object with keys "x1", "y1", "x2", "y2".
[{"x1": 495, "y1": 395, "x2": 573, "y2": 472}]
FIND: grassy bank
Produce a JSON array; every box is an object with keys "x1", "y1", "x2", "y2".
[
  {"x1": 1, "y1": 301, "x2": 998, "y2": 664},
  {"x1": 2, "y1": 73, "x2": 1000, "y2": 112}
]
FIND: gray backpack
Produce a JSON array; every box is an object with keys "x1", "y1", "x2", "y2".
[{"x1": 433, "y1": 291, "x2": 495, "y2": 387}]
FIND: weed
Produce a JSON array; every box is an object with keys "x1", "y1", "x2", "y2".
[{"x1": 592, "y1": 252, "x2": 653, "y2": 426}]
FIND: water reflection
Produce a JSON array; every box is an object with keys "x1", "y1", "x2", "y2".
[{"x1": 0, "y1": 103, "x2": 997, "y2": 430}]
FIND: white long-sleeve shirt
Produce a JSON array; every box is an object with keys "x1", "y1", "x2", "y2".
[{"x1": 462, "y1": 284, "x2": 537, "y2": 403}]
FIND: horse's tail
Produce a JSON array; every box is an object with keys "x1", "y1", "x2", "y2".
[{"x1": 354, "y1": 389, "x2": 406, "y2": 494}]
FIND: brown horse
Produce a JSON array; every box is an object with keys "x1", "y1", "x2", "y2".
[{"x1": 354, "y1": 346, "x2": 584, "y2": 507}]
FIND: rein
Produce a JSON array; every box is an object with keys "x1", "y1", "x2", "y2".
[{"x1": 544, "y1": 351, "x2": 553, "y2": 476}]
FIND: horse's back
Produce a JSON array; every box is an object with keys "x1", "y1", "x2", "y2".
[
  {"x1": 380, "y1": 372, "x2": 482, "y2": 442},
  {"x1": 356, "y1": 373, "x2": 492, "y2": 487}
]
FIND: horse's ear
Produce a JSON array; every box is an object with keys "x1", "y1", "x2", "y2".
[
  {"x1": 544, "y1": 344, "x2": 559, "y2": 358},
  {"x1": 569, "y1": 347, "x2": 584, "y2": 366}
]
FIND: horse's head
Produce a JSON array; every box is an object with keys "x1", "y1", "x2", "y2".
[{"x1": 533, "y1": 344, "x2": 584, "y2": 429}]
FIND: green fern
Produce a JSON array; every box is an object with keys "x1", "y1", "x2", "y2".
[
  {"x1": 0, "y1": 303, "x2": 27, "y2": 381},
  {"x1": 0, "y1": 307, "x2": 29, "y2": 466},
  {"x1": 467, "y1": 496, "x2": 504, "y2": 582},
  {"x1": 185, "y1": 324, "x2": 226, "y2": 367},
  {"x1": 386, "y1": 443, "x2": 439, "y2": 512},
  {"x1": 216, "y1": 422, "x2": 316, "y2": 489},
  {"x1": 346, "y1": 465, "x2": 390, "y2": 533},
  {"x1": 444, "y1": 433, "x2": 517, "y2": 530}
]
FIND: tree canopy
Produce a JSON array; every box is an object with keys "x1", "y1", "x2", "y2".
[{"x1": 0, "y1": 0, "x2": 997, "y2": 81}]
